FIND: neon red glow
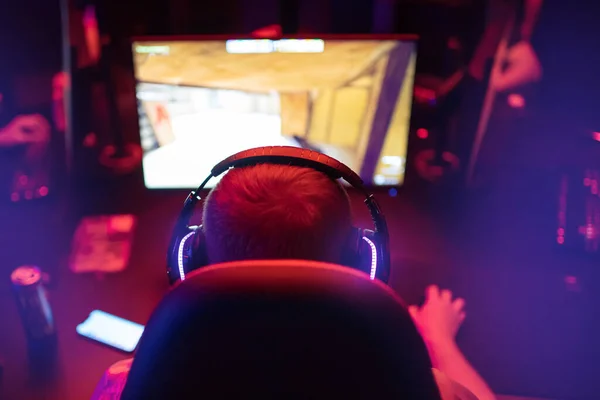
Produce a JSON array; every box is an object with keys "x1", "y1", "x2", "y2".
[
  {"x1": 507, "y1": 93, "x2": 525, "y2": 109},
  {"x1": 416, "y1": 128, "x2": 429, "y2": 139}
]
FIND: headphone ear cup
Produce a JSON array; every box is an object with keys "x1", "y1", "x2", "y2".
[
  {"x1": 341, "y1": 227, "x2": 362, "y2": 270},
  {"x1": 190, "y1": 225, "x2": 209, "y2": 271}
]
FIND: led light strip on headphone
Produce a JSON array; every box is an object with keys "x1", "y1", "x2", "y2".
[
  {"x1": 178, "y1": 231, "x2": 196, "y2": 281},
  {"x1": 362, "y1": 236, "x2": 378, "y2": 280}
]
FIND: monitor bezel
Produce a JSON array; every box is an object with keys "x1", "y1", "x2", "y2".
[{"x1": 131, "y1": 34, "x2": 419, "y2": 194}]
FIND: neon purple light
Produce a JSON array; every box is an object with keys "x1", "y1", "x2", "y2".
[
  {"x1": 177, "y1": 232, "x2": 195, "y2": 281},
  {"x1": 362, "y1": 236, "x2": 377, "y2": 280}
]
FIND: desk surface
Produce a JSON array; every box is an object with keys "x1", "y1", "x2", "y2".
[{"x1": 0, "y1": 186, "x2": 597, "y2": 399}]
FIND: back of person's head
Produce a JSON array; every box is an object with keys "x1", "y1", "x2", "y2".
[{"x1": 202, "y1": 163, "x2": 353, "y2": 264}]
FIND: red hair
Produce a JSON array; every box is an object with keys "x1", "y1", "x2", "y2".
[{"x1": 202, "y1": 164, "x2": 353, "y2": 264}]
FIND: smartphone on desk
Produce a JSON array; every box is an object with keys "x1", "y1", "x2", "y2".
[{"x1": 77, "y1": 310, "x2": 145, "y2": 353}]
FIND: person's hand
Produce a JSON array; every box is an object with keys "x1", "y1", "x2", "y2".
[
  {"x1": 0, "y1": 114, "x2": 51, "y2": 146},
  {"x1": 491, "y1": 40, "x2": 542, "y2": 93},
  {"x1": 408, "y1": 285, "x2": 466, "y2": 346}
]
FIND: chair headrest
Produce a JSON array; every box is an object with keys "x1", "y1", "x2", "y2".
[{"x1": 121, "y1": 260, "x2": 441, "y2": 399}]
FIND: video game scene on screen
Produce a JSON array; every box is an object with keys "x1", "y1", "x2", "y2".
[{"x1": 132, "y1": 39, "x2": 416, "y2": 189}]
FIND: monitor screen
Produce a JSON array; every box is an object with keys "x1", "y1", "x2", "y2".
[{"x1": 132, "y1": 37, "x2": 417, "y2": 189}]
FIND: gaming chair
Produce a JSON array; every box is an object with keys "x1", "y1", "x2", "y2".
[{"x1": 121, "y1": 260, "x2": 442, "y2": 399}]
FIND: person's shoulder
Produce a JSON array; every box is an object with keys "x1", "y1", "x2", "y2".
[
  {"x1": 432, "y1": 368, "x2": 479, "y2": 400},
  {"x1": 90, "y1": 358, "x2": 133, "y2": 400}
]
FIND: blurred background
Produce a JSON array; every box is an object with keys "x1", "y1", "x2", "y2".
[{"x1": 0, "y1": 0, "x2": 599, "y2": 398}]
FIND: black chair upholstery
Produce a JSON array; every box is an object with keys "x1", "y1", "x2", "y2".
[{"x1": 121, "y1": 260, "x2": 442, "y2": 400}]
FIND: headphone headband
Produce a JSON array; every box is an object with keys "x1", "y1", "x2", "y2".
[{"x1": 211, "y1": 146, "x2": 365, "y2": 191}]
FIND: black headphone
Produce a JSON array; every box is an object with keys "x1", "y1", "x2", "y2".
[{"x1": 166, "y1": 146, "x2": 391, "y2": 285}]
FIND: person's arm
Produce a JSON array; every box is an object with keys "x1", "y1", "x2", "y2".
[
  {"x1": 520, "y1": 0, "x2": 544, "y2": 42},
  {"x1": 409, "y1": 285, "x2": 496, "y2": 400},
  {"x1": 90, "y1": 358, "x2": 133, "y2": 400},
  {"x1": 427, "y1": 336, "x2": 495, "y2": 400}
]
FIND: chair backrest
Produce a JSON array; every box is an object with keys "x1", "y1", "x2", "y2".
[{"x1": 121, "y1": 260, "x2": 442, "y2": 399}]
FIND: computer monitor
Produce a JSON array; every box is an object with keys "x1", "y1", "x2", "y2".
[{"x1": 132, "y1": 36, "x2": 417, "y2": 189}]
